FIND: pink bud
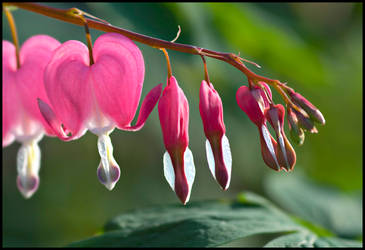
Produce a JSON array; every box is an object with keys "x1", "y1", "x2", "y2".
[
  {"x1": 158, "y1": 76, "x2": 195, "y2": 204},
  {"x1": 265, "y1": 104, "x2": 296, "y2": 171},
  {"x1": 292, "y1": 108, "x2": 318, "y2": 134},
  {"x1": 199, "y1": 80, "x2": 232, "y2": 190},
  {"x1": 236, "y1": 83, "x2": 282, "y2": 171},
  {"x1": 287, "y1": 107, "x2": 305, "y2": 146},
  {"x1": 287, "y1": 88, "x2": 325, "y2": 125}
]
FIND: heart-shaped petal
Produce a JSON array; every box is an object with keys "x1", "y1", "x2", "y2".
[
  {"x1": 91, "y1": 33, "x2": 145, "y2": 128},
  {"x1": 43, "y1": 40, "x2": 91, "y2": 140}
]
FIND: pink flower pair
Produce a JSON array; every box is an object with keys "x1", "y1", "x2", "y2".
[
  {"x1": 158, "y1": 76, "x2": 231, "y2": 204},
  {"x1": 3, "y1": 33, "x2": 162, "y2": 198}
]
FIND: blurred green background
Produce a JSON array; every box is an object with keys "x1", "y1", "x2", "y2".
[{"x1": 2, "y1": 2, "x2": 362, "y2": 247}]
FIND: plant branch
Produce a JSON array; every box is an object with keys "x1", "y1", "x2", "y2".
[{"x1": 3, "y1": 2, "x2": 282, "y2": 87}]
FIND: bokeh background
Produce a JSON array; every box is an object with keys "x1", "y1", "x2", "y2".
[{"x1": 2, "y1": 2, "x2": 362, "y2": 247}]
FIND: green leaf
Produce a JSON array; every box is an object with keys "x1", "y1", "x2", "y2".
[
  {"x1": 314, "y1": 237, "x2": 362, "y2": 247},
  {"x1": 264, "y1": 172, "x2": 362, "y2": 238},
  {"x1": 69, "y1": 192, "x2": 305, "y2": 247},
  {"x1": 264, "y1": 231, "x2": 317, "y2": 247}
]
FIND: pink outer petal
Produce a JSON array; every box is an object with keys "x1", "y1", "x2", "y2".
[
  {"x1": 208, "y1": 136, "x2": 230, "y2": 190},
  {"x1": 43, "y1": 40, "x2": 91, "y2": 140},
  {"x1": 169, "y1": 150, "x2": 190, "y2": 204},
  {"x1": 258, "y1": 124, "x2": 280, "y2": 171},
  {"x1": 158, "y1": 76, "x2": 189, "y2": 152},
  {"x1": 91, "y1": 33, "x2": 145, "y2": 128},
  {"x1": 159, "y1": 76, "x2": 191, "y2": 204},
  {"x1": 3, "y1": 40, "x2": 17, "y2": 72},
  {"x1": 199, "y1": 80, "x2": 225, "y2": 138},
  {"x1": 16, "y1": 35, "x2": 61, "y2": 136},
  {"x1": 120, "y1": 83, "x2": 162, "y2": 131},
  {"x1": 3, "y1": 41, "x2": 17, "y2": 146},
  {"x1": 236, "y1": 86, "x2": 265, "y2": 126}
]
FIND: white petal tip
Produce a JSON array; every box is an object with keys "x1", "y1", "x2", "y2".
[
  {"x1": 17, "y1": 175, "x2": 39, "y2": 199},
  {"x1": 97, "y1": 163, "x2": 120, "y2": 191},
  {"x1": 104, "y1": 182, "x2": 117, "y2": 191}
]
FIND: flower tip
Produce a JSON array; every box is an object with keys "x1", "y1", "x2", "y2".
[
  {"x1": 97, "y1": 163, "x2": 120, "y2": 191},
  {"x1": 174, "y1": 185, "x2": 190, "y2": 205},
  {"x1": 17, "y1": 175, "x2": 39, "y2": 199},
  {"x1": 104, "y1": 182, "x2": 117, "y2": 191}
]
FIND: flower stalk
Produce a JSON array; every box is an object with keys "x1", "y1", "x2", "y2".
[
  {"x1": 4, "y1": 6, "x2": 20, "y2": 69},
  {"x1": 3, "y1": 2, "x2": 285, "y2": 88}
]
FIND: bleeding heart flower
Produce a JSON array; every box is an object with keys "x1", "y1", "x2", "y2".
[
  {"x1": 236, "y1": 83, "x2": 282, "y2": 171},
  {"x1": 199, "y1": 80, "x2": 232, "y2": 190},
  {"x1": 3, "y1": 35, "x2": 61, "y2": 198},
  {"x1": 158, "y1": 76, "x2": 195, "y2": 204},
  {"x1": 38, "y1": 33, "x2": 162, "y2": 190},
  {"x1": 265, "y1": 104, "x2": 296, "y2": 171}
]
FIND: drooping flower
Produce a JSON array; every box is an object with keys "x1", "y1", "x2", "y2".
[
  {"x1": 158, "y1": 76, "x2": 195, "y2": 204},
  {"x1": 2, "y1": 35, "x2": 61, "y2": 198},
  {"x1": 236, "y1": 82, "x2": 296, "y2": 171},
  {"x1": 265, "y1": 104, "x2": 296, "y2": 171},
  {"x1": 38, "y1": 32, "x2": 162, "y2": 190},
  {"x1": 199, "y1": 80, "x2": 232, "y2": 190}
]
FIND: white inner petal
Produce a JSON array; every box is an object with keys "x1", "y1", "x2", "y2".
[
  {"x1": 97, "y1": 133, "x2": 121, "y2": 190},
  {"x1": 261, "y1": 125, "x2": 280, "y2": 170},
  {"x1": 251, "y1": 89, "x2": 265, "y2": 113},
  {"x1": 183, "y1": 147, "x2": 196, "y2": 203},
  {"x1": 222, "y1": 135, "x2": 232, "y2": 189},
  {"x1": 17, "y1": 141, "x2": 41, "y2": 177},
  {"x1": 163, "y1": 151, "x2": 175, "y2": 191},
  {"x1": 97, "y1": 134, "x2": 110, "y2": 175},
  {"x1": 205, "y1": 139, "x2": 216, "y2": 180},
  {"x1": 277, "y1": 128, "x2": 289, "y2": 169}
]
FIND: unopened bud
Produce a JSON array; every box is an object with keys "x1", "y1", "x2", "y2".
[
  {"x1": 287, "y1": 89, "x2": 325, "y2": 125},
  {"x1": 265, "y1": 104, "x2": 296, "y2": 171},
  {"x1": 292, "y1": 108, "x2": 318, "y2": 134},
  {"x1": 287, "y1": 107, "x2": 305, "y2": 145}
]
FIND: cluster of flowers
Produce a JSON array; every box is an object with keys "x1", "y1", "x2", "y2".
[{"x1": 3, "y1": 32, "x2": 324, "y2": 204}]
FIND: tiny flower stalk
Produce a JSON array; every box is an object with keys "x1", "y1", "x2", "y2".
[{"x1": 199, "y1": 56, "x2": 232, "y2": 190}]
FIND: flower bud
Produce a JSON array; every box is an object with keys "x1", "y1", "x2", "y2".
[
  {"x1": 158, "y1": 76, "x2": 196, "y2": 204},
  {"x1": 287, "y1": 88, "x2": 325, "y2": 125},
  {"x1": 286, "y1": 107, "x2": 305, "y2": 145},
  {"x1": 236, "y1": 83, "x2": 282, "y2": 171},
  {"x1": 199, "y1": 80, "x2": 232, "y2": 190},
  {"x1": 265, "y1": 104, "x2": 296, "y2": 171},
  {"x1": 292, "y1": 108, "x2": 318, "y2": 134}
]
